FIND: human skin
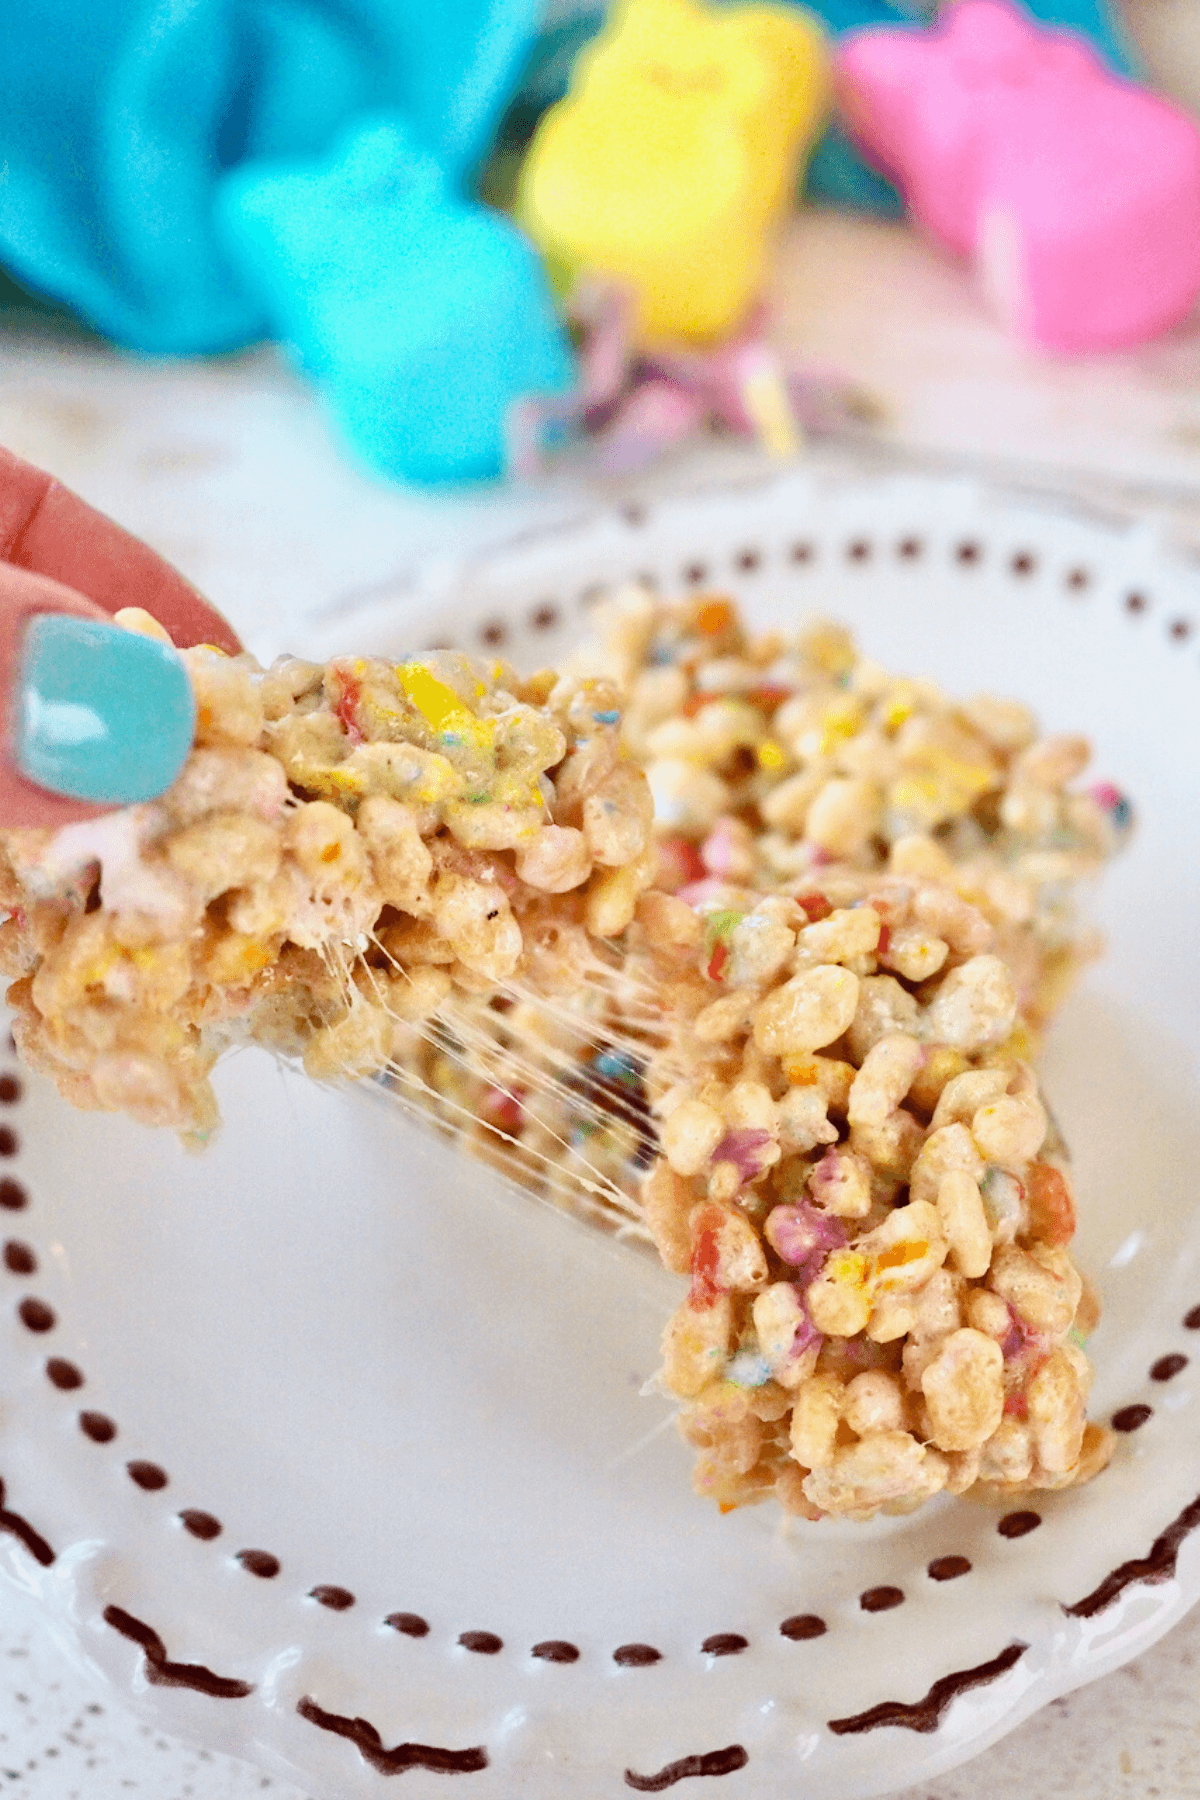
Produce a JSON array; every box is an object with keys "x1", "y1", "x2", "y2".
[{"x1": 0, "y1": 448, "x2": 239, "y2": 828}]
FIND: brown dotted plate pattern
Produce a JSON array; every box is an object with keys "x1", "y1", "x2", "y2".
[{"x1": 2, "y1": 468, "x2": 1200, "y2": 1800}]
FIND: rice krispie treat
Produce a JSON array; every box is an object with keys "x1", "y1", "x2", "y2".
[
  {"x1": 579, "y1": 586, "x2": 1132, "y2": 1036},
  {"x1": 0, "y1": 606, "x2": 1117, "y2": 1523},
  {"x1": 0, "y1": 637, "x2": 657, "y2": 1141},
  {"x1": 377, "y1": 857, "x2": 1114, "y2": 1518},
  {"x1": 624, "y1": 876, "x2": 1114, "y2": 1518}
]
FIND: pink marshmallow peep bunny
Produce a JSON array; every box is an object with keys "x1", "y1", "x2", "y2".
[{"x1": 838, "y1": 0, "x2": 1200, "y2": 352}]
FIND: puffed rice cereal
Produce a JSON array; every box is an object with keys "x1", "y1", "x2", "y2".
[
  {"x1": 578, "y1": 585, "x2": 1132, "y2": 1037},
  {"x1": 622, "y1": 875, "x2": 1113, "y2": 1517},
  {"x1": 0, "y1": 643, "x2": 657, "y2": 1142},
  {"x1": 0, "y1": 598, "x2": 1122, "y2": 1523}
]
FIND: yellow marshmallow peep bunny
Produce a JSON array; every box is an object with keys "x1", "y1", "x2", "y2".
[{"x1": 517, "y1": 0, "x2": 831, "y2": 345}]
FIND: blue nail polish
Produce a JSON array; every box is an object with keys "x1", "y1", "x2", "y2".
[{"x1": 14, "y1": 615, "x2": 196, "y2": 805}]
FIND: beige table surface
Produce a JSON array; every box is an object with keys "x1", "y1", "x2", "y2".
[{"x1": 0, "y1": 212, "x2": 1198, "y2": 1798}]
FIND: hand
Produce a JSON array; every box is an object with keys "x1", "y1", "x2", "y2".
[{"x1": 0, "y1": 448, "x2": 239, "y2": 828}]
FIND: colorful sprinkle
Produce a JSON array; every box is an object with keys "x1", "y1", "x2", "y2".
[
  {"x1": 481, "y1": 1087, "x2": 524, "y2": 1135},
  {"x1": 689, "y1": 1223, "x2": 723, "y2": 1309},
  {"x1": 765, "y1": 1201, "x2": 848, "y2": 1269},
  {"x1": 726, "y1": 1348, "x2": 772, "y2": 1388},
  {"x1": 795, "y1": 892, "x2": 832, "y2": 923},
  {"x1": 703, "y1": 909, "x2": 744, "y2": 947},
  {"x1": 395, "y1": 663, "x2": 495, "y2": 752},
  {"x1": 710, "y1": 1128, "x2": 773, "y2": 1184},
  {"x1": 702, "y1": 908, "x2": 743, "y2": 981},
  {"x1": 745, "y1": 685, "x2": 791, "y2": 714},
  {"x1": 787, "y1": 1301, "x2": 823, "y2": 1359},
  {"x1": 1089, "y1": 781, "x2": 1134, "y2": 832},
  {"x1": 817, "y1": 698, "x2": 863, "y2": 753},
  {"x1": 874, "y1": 1240, "x2": 928, "y2": 1276},
  {"x1": 332, "y1": 663, "x2": 365, "y2": 745},
  {"x1": 656, "y1": 835, "x2": 707, "y2": 892},
  {"x1": 1025, "y1": 1161, "x2": 1075, "y2": 1247},
  {"x1": 700, "y1": 820, "x2": 746, "y2": 879},
  {"x1": 823, "y1": 1248, "x2": 871, "y2": 1292},
  {"x1": 593, "y1": 1049, "x2": 641, "y2": 1087},
  {"x1": 695, "y1": 599, "x2": 735, "y2": 637}
]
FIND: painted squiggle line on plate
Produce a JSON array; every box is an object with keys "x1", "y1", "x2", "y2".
[
  {"x1": 625, "y1": 1745, "x2": 749, "y2": 1789},
  {"x1": 297, "y1": 1695, "x2": 488, "y2": 1775},
  {"x1": 103, "y1": 1605, "x2": 254, "y2": 1698},
  {"x1": 1064, "y1": 1490, "x2": 1200, "y2": 1618},
  {"x1": 827, "y1": 1642, "x2": 1028, "y2": 1735},
  {"x1": 0, "y1": 1476, "x2": 54, "y2": 1566}
]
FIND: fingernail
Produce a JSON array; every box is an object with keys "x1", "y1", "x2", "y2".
[{"x1": 14, "y1": 614, "x2": 196, "y2": 804}]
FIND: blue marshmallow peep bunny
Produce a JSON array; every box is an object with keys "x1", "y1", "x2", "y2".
[{"x1": 0, "y1": 0, "x2": 575, "y2": 482}]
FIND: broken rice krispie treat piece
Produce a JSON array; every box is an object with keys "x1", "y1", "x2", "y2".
[
  {"x1": 377, "y1": 586, "x2": 1131, "y2": 1259},
  {"x1": 0, "y1": 643, "x2": 656, "y2": 1140},
  {"x1": 625, "y1": 876, "x2": 1114, "y2": 1518}
]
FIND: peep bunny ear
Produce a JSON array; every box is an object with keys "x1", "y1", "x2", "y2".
[
  {"x1": 837, "y1": 14, "x2": 985, "y2": 254},
  {"x1": 1016, "y1": 0, "x2": 1139, "y2": 77},
  {"x1": 835, "y1": 28, "x2": 931, "y2": 168}
]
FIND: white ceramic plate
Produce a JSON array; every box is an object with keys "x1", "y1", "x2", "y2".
[{"x1": 2, "y1": 467, "x2": 1199, "y2": 1800}]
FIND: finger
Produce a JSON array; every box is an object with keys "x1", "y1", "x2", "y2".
[
  {"x1": 0, "y1": 566, "x2": 196, "y2": 829},
  {"x1": 0, "y1": 446, "x2": 242, "y2": 654}
]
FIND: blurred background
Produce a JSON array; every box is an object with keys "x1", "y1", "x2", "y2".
[
  {"x1": 0, "y1": 0, "x2": 1196, "y2": 668},
  {"x1": 1, "y1": 1, "x2": 1200, "y2": 1795}
]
